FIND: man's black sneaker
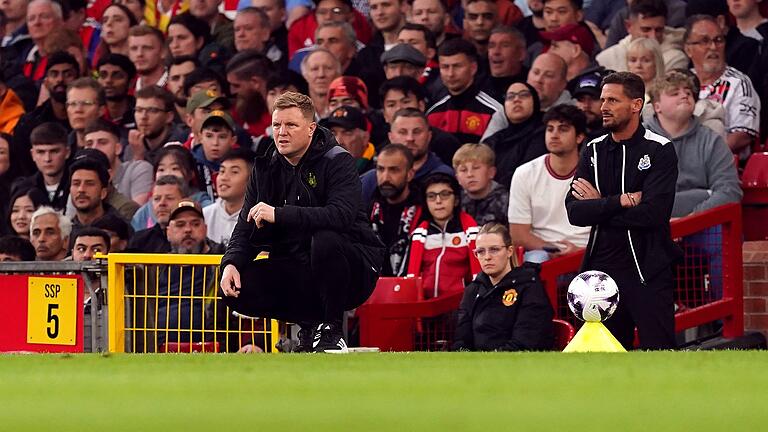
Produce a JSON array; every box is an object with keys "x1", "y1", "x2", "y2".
[
  {"x1": 312, "y1": 322, "x2": 349, "y2": 354},
  {"x1": 294, "y1": 323, "x2": 316, "y2": 353}
]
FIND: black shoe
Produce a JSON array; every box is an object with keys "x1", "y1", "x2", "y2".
[
  {"x1": 294, "y1": 323, "x2": 315, "y2": 353},
  {"x1": 312, "y1": 321, "x2": 349, "y2": 354}
]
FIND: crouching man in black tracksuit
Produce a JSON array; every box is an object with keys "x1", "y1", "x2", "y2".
[
  {"x1": 453, "y1": 223, "x2": 553, "y2": 351},
  {"x1": 219, "y1": 92, "x2": 385, "y2": 353},
  {"x1": 566, "y1": 72, "x2": 682, "y2": 350}
]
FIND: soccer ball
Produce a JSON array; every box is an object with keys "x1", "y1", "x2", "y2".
[{"x1": 567, "y1": 271, "x2": 620, "y2": 322}]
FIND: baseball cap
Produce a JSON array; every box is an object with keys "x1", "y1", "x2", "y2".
[
  {"x1": 320, "y1": 105, "x2": 367, "y2": 131},
  {"x1": 186, "y1": 89, "x2": 230, "y2": 114},
  {"x1": 169, "y1": 200, "x2": 204, "y2": 221},
  {"x1": 201, "y1": 110, "x2": 237, "y2": 132},
  {"x1": 327, "y1": 76, "x2": 369, "y2": 110},
  {"x1": 540, "y1": 23, "x2": 595, "y2": 56},
  {"x1": 380, "y1": 44, "x2": 427, "y2": 67},
  {"x1": 572, "y1": 71, "x2": 603, "y2": 99},
  {"x1": 70, "y1": 148, "x2": 111, "y2": 186}
]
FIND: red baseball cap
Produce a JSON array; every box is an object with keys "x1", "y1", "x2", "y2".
[
  {"x1": 327, "y1": 76, "x2": 369, "y2": 110},
  {"x1": 540, "y1": 23, "x2": 595, "y2": 55}
]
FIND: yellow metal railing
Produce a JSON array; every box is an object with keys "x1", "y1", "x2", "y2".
[{"x1": 105, "y1": 253, "x2": 280, "y2": 353}]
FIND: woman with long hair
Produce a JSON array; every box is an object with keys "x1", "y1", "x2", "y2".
[
  {"x1": 1, "y1": 134, "x2": 25, "y2": 233},
  {"x1": 93, "y1": 3, "x2": 139, "y2": 67},
  {"x1": 166, "y1": 12, "x2": 211, "y2": 59},
  {"x1": 452, "y1": 222, "x2": 554, "y2": 351},
  {"x1": 626, "y1": 37, "x2": 665, "y2": 103},
  {"x1": 6, "y1": 187, "x2": 48, "y2": 239}
]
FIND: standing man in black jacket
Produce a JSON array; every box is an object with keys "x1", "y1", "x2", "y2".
[
  {"x1": 220, "y1": 92, "x2": 385, "y2": 354},
  {"x1": 566, "y1": 72, "x2": 681, "y2": 350}
]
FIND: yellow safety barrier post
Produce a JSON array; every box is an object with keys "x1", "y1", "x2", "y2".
[{"x1": 104, "y1": 253, "x2": 280, "y2": 353}]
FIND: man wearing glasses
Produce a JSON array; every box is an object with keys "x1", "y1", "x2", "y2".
[
  {"x1": 286, "y1": 0, "x2": 372, "y2": 58},
  {"x1": 127, "y1": 86, "x2": 177, "y2": 163},
  {"x1": 684, "y1": 14, "x2": 761, "y2": 161},
  {"x1": 65, "y1": 78, "x2": 106, "y2": 149}
]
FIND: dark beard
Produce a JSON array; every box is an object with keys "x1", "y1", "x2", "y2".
[
  {"x1": 50, "y1": 90, "x2": 67, "y2": 103},
  {"x1": 587, "y1": 117, "x2": 603, "y2": 131},
  {"x1": 235, "y1": 91, "x2": 267, "y2": 123},
  {"x1": 378, "y1": 182, "x2": 406, "y2": 199},
  {"x1": 145, "y1": 126, "x2": 168, "y2": 141},
  {"x1": 603, "y1": 117, "x2": 630, "y2": 132},
  {"x1": 105, "y1": 93, "x2": 128, "y2": 102},
  {"x1": 171, "y1": 241, "x2": 205, "y2": 254}
]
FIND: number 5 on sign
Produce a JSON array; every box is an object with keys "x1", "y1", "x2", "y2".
[{"x1": 27, "y1": 277, "x2": 77, "y2": 345}]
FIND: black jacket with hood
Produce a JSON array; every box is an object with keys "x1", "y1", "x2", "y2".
[
  {"x1": 453, "y1": 264, "x2": 553, "y2": 352},
  {"x1": 565, "y1": 125, "x2": 683, "y2": 284},
  {"x1": 221, "y1": 126, "x2": 384, "y2": 272}
]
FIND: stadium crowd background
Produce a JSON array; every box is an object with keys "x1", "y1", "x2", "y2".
[{"x1": 0, "y1": 0, "x2": 758, "y2": 317}]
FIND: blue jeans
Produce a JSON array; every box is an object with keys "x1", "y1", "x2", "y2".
[{"x1": 524, "y1": 250, "x2": 550, "y2": 264}]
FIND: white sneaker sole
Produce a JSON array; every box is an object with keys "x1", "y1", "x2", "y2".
[{"x1": 323, "y1": 347, "x2": 349, "y2": 354}]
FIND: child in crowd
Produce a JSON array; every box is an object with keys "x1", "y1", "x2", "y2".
[
  {"x1": 193, "y1": 110, "x2": 238, "y2": 200},
  {"x1": 453, "y1": 143, "x2": 509, "y2": 226},
  {"x1": 407, "y1": 172, "x2": 481, "y2": 299}
]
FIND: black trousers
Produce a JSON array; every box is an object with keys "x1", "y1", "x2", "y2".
[
  {"x1": 598, "y1": 267, "x2": 676, "y2": 350},
  {"x1": 222, "y1": 230, "x2": 380, "y2": 323}
]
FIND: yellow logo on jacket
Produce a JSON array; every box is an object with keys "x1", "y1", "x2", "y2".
[
  {"x1": 465, "y1": 115, "x2": 481, "y2": 131},
  {"x1": 502, "y1": 289, "x2": 518, "y2": 307}
]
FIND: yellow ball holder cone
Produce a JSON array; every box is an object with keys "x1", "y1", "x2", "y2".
[{"x1": 563, "y1": 321, "x2": 626, "y2": 352}]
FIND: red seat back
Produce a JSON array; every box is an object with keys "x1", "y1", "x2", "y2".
[
  {"x1": 741, "y1": 153, "x2": 768, "y2": 240},
  {"x1": 365, "y1": 277, "x2": 423, "y2": 305},
  {"x1": 552, "y1": 319, "x2": 575, "y2": 351},
  {"x1": 742, "y1": 152, "x2": 768, "y2": 189}
]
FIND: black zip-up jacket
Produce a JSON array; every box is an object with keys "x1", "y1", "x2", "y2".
[
  {"x1": 13, "y1": 169, "x2": 70, "y2": 212},
  {"x1": 452, "y1": 264, "x2": 553, "y2": 351},
  {"x1": 565, "y1": 125, "x2": 683, "y2": 283},
  {"x1": 221, "y1": 126, "x2": 384, "y2": 272}
]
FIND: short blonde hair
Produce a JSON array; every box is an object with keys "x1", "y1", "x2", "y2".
[
  {"x1": 452, "y1": 143, "x2": 495, "y2": 169},
  {"x1": 273, "y1": 91, "x2": 316, "y2": 120},
  {"x1": 626, "y1": 37, "x2": 665, "y2": 83},
  {"x1": 648, "y1": 70, "x2": 697, "y2": 104}
]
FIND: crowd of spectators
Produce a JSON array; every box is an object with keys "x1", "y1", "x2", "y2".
[{"x1": 0, "y1": 0, "x2": 758, "y2": 349}]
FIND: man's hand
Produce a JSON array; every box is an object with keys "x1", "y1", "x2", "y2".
[
  {"x1": 552, "y1": 240, "x2": 580, "y2": 257},
  {"x1": 221, "y1": 264, "x2": 241, "y2": 297},
  {"x1": 237, "y1": 344, "x2": 264, "y2": 353},
  {"x1": 128, "y1": 129, "x2": 146, "y2": 161},
  {"x1": 620, "y1": 191, "x2": 643, "y2": 208},
  {"x1": 571, "y1": 178, "x2": 601, "y2": 200},
  {"x1": 247, "y1": 202, "x2": 275, "y2": 228}
]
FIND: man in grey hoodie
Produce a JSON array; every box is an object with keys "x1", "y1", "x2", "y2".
[
  {"x1": 645, "y1": 70, "x2": 742, "y2": 218},
  {"x1": 645, "y1": 70, "x2": 741, "y2": 300}
]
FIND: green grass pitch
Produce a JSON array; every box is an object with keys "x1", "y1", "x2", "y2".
[{"x1": 1, "y1": 352, "x2": 767, "y2": 431}]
